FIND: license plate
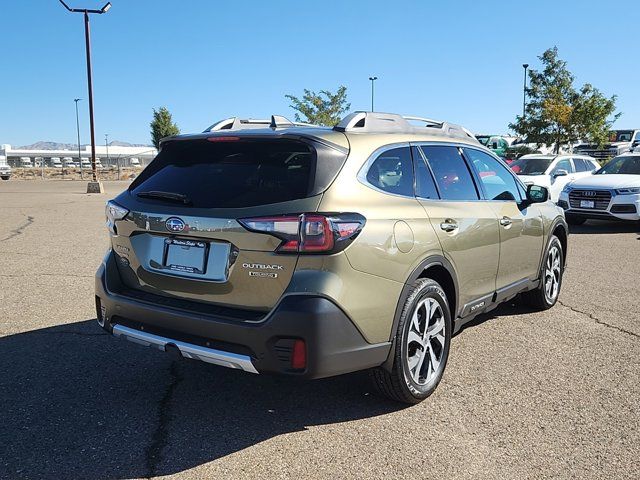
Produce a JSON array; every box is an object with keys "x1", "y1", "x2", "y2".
[
  {"x1": 580, "y1": 200, "x2": 595, "y2": 208},
  {"x1": 165, "y1": 238, "x2": 207, "y2": 274}
]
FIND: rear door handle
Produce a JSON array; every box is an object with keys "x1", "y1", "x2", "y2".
[
  {"x1": 440, "y1": 219, "x2": 458, "y2": 232},
  {"x1": 499, "y1": 216, "x2": 512, "y2": 227}
]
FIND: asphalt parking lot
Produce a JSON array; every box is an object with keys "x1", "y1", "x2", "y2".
[{"x1": 0, "y1": 180, "x2": 638, "y2": 480}]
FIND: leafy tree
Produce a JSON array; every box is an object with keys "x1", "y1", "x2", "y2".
[
  {"x1": 285, "y1": 86, "x2": 351, "y2": 126},
  {"x1": 150, "y1": 107, "x2": 180, "y2": 149},
  {"x1": 510, "y1": 47, "x2": 620, "y2": 153}
]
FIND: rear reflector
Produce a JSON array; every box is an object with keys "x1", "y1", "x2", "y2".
[
  {"x1": 239, "y1": 213, "x2": 365, "y2": 254},
  {"x1": 291, "y1": 339, "x2": 306, "y2": 370}
]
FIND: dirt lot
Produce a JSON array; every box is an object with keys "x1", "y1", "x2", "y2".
[
  {"x1": 0, "y1": 181, "x2": 638, "y2": 479},
  {"x1": 7, "y1": 167, "x2": 141, "y2": 181}
]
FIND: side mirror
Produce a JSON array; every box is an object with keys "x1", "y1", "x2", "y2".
[
  {"x1": 552, "y1": 169, "x2": 568, "y2": 178},
  {"x1": 526, "y1": 184, "x2": 549, "y2": 204}
]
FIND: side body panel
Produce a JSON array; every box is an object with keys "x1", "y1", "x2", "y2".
[
  {"x1": 416, "y1": 200, "x2": 500, "y2": 311},
  {"x1": 488, "y1": 202, "x2": 545, "y2": 288}
]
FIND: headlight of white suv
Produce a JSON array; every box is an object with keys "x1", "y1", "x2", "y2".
[
  {"x1": 615, "y1": 187, "x2": 640, "y2": 195},
  {"x1": 561, "y1": 184, "x2": 573, "y2": 194},
  {"x1": 106, "y1": 200, "x2": 129, "y2": 234}
]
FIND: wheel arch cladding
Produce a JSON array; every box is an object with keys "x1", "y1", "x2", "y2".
[
  {"x1": 388, "y1": 256, "x2": 458, "y2": 343},
  {"x1": 552, "y1": 223, "x2": 568, "y2": 267},
  {"x1": 418, "y1": 265, "x2": 457, "y2": 319}
]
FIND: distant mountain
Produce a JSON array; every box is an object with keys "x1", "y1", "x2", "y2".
[{"x1": 18, "y1": 140, "x2": 152, "y2": 149}]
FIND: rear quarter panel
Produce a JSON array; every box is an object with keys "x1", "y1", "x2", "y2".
[{"x1": 315, "y1": 137, "x2": 444, "y2": 342}]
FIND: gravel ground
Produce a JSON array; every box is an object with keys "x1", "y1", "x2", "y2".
[{"x1": 0, "y1": 180, "x2": 638, "y2": 480}]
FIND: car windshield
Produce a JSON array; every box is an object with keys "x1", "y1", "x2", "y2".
[
  {"x1": 509, "y1": 157, "x2": 552, "y2": 175},
  {"x1": 610, "y1": 130, "x2": 634, "y2": 142},
  {"x1": 596, "y1": 156, "x2": 640, "y2": 175}
]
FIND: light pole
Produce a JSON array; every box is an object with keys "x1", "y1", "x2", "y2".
[
  {"x1": 74, "y1": 98, "x2": 83, "y2": 179},
  {"x1": 522, "y1": 64, "x2": 529, "y2": 120},
  {"x1": 58, "y1": 0, "x2": 112, "y2": 193},
  {"x1": 369, "y1": 76, "x2": 378, "y2": 112},
  {"x1": 105, "y1": 133, "x2": 110, "y2": 167}
]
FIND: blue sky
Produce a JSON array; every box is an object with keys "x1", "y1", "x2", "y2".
[{"x1": 2, "y1": 0, "x2": 638, "y2": 146}]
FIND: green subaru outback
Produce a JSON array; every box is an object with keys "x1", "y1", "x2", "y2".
[{"x1": 96, "y1": 112, "x2": 568, "y2": 404}]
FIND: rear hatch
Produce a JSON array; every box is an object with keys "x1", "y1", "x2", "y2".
[{"x1": 108, "y1": 133, "x2": 349, "y2": 314}]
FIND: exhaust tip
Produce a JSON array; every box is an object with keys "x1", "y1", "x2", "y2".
[{"x1": 164, "y1": 343, "x2": 183, "y2": 360}]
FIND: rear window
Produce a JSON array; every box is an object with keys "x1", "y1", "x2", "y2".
[{"x1": 130, "y1": 138, "x2": 345, "y2": 208}]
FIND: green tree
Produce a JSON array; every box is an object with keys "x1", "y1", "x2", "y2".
[
  {"x1": 150, "y1": 107, "x2": 180, "y2": 149},
  {"x1": 285, "y1": 86, "x2": 351, "y2": 126},
  {"x1": 510, "y1": 47, "x2": 620, "y2": 153}
]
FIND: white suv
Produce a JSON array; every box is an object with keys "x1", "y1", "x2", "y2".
[
  {"x1": 509, "y1": 154, "x2": 600, "y2": 202},
  {"x1": 558, "y1": 153, "x2": 640, "y2": 224}
]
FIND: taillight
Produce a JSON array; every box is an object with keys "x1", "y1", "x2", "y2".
[
  {"x1": 105, "y1": 200, "x2": 129, "y2": 234},
  {"x1": 239, "y1": 213, "x2": 365, "y2": 254}
]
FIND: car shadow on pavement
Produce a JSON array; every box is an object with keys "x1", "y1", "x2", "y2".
[
  {"x1": 0, "y1": 320, "x2": 404, "y2": 479},
  {"x1": 453, "y1": 299, "x2": 538, "y2": 337},
  {"x1": 567, "y1": 219, "x2": 640, "y2": 236}
]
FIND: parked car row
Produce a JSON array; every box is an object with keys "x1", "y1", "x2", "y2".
[
  {"x1": 3, "y1": 157, "x2": 143, "y2": 169},
  {"x1": 476, "y1": 129, "x2": 640, "y2": 165},
  {"x1": 504, "y1": 150, "x2": 640, "y2": 223},
  {"x1": 574, "y1": 129, "x2": 640, "y2": 161},
  {"x1": 509, "y1": 154, "x2": 600, "y2": 202}
]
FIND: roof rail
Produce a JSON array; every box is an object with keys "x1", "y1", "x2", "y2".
[
  {"x1": 204, "y1": 115, "x2": 320, "y2": 132},
  {"x1": 333, "y1": 111, "x2": 477, "y2": 142}
]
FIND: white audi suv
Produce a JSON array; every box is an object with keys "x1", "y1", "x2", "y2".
[{"x1": 558, "y1": 153, "x2": 640, "y2": 224}]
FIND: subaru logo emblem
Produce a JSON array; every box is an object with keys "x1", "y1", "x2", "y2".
[{"x1": 165, "y1": 217, "x2": 186, "y2": 232}]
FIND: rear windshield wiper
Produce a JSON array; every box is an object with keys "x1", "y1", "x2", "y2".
[{"x1": 136, "y1": 190, "x2": 192, "y2": 205}]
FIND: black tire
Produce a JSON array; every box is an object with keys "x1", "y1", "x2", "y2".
[
  {"x1": 0, "y1": 176, "x2": 9, "y2": 181},
  {"x1": 522, "y1": 235, "x2": 564, "y2": 310},
  {"x1": 565, "y1": 214, "x2": 586, "y2": 226},
  {"x1": 370, "y1": 278, "x2": 452, "y2": 404}
]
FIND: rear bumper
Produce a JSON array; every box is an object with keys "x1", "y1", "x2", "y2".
[{"x1": 95, "y1": 250, "x2": 390, "y2": 379}]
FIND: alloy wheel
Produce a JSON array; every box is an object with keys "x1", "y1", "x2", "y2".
[
  {"x1": 544, "y1": 245, "x2": 561, "y2": 302},
  {"x1": 405, "y1": 297, "x2": 446, "y2": 385}
]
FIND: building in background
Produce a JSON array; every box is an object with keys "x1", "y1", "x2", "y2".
[{"x1": 0, "y1": 144, "x2": 158, "y2": 168}]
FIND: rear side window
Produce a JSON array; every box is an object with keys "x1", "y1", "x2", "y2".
[
  {"x1": 130, "y1": 139, "x2": 345, "y2": 208},
  {"x1": 365, "y1": 147, "x2": 414, "y2": 197},
  {"x1": 573, "y1": 158, "x2": 594, "y2": 172},
  {"x1": 412, "y1": 146, "x2": 439, "y2": 199},
  {"x1": 420, "y1": 146, "x2": 479, "y2": 200},
  {"x1": 573, "y1": 158, "x2": 586, "y2": 172}
]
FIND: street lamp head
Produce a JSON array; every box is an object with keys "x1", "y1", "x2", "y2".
[
  {"x1": 369, "y1": 76, "x2": 378, "y2": 81},
  {"x1": 101, "y1": 2, "x2": 112, "y2": 13},
  {"x1": 523, "y1": 64, "x2": 529, "y2": 69},
  {"x1": 74, "y1": 98, "x2": 82, "y2": 102}
]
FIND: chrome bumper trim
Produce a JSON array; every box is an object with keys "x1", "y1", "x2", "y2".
[{"x1": 112, "y1": 324, "x2": 259, "y2": 374}]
